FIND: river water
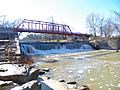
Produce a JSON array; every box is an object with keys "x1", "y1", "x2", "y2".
[
  {"x1": 22, "y1": 44, "x2": 120, "y2": 90},
  {"x1": 33, "y1": 50, "x2": 120, "y2": 90}
]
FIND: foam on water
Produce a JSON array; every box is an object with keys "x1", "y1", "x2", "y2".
[{"x1": 20, "y1": 44, "x2": 93, "y2": 55}]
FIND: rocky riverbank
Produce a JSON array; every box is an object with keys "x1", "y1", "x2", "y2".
[
  {"x1": 0, "y1": 63, "x2": 40, "y2": 90},
  {"x1": 0, "y1": 62, "x2": 91, "y2": 90}
]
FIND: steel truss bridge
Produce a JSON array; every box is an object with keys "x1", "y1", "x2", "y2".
[{"x1": 14, "y1": 19, "x2": 90, "y2": 37}]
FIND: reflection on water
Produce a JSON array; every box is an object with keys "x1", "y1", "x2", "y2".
[{"x1": 35, "y1": 52, "x2": 120, "y2": 90}]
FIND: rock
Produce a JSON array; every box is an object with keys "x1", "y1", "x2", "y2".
[
  {"x1": 11, "y1": 80, "x2": 41, "y2": 90},
  {"x1": 79, "y1": 85, "x2": 90, "y2": 90},
  {"x1": 67, "y1": 81, "x2": 78, "y2": 89},
  {"x1": 0, "y1": 67, "x2": 40, "y2": 84},
  {"x1": 59, "y1": 79, "x2": 65, "y2": 82},
  {"x1": 0, "y1": 64, "x2": 29, "y2": 76},
  {"x1": 67, "y1": 81, "x2": 77, "y2": 84},
  {"x1": 39, "y1": 70, "x2": 45, "y2": 75},
  {"x1": 45, "y1": 59, "x2": 58, "y2": 63},
  {"x1": 42, "y1": 58, "x2": 58, "y2": 63},
  {"x1": 42, "y1": 68, "x2": 50, "y2": 72},
  {"x1": 0, "y1": 81, "x2": 15, "y2": 90},
  {"x1": 0, "y1": 69, "x2": 8, "y2": 72},
  {"x1": 29, "y1": 69, "x2": 40, "y2": 80},
  {"x1": 46, "y1": 77, "x2": 51, "y2": 79},
  {"x1": 41, "y1": 79, "x2": 68, "y2": 90}
]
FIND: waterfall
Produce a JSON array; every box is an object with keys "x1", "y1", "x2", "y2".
[
  {"x1": 80, "y1": 44, "x2": 93, "y2": 50},
  {"x1": 20, "y1": 45, "x2": 40, "y2": 55},
  {"x1": 20, "y1": 42, "x2": 93, "y2": 55}
]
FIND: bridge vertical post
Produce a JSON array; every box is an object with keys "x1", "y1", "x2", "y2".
[
  {"x1": 31, "y1": 20, "x2": 33, "y2": 30},
  {"x1": 52, "y1": 23, "x2": 54, "y2": 33},
  {"x1": 46, "y1": 22, "x2": 47, "y2": 31},
  {"x1": 39, "y1": 22, "x2": 41, "y2": 30},
  {"x1": 28, "y1": 22, "x2": 30, "y2": 30},
  {"x1": 42, "y1": 24, "x2": 43, "y2": 31},
  {"x1": 58, "y1": 25, "x2": 59, "y2": 32}
]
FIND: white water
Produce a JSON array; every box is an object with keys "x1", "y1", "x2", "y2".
[{"x1": 21, "y1": 44, "x2": 93, "y2": 55}]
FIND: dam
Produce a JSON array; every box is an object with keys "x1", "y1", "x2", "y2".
[{"x1": 19, "y1": 41, "x2": 93, "y2": 55}]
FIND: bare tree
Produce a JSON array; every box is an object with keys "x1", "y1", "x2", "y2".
[
  {"x1": 86, "y1": 13, "x2": 98, "y2": 36},
  {"x1": 113, "y1": 11, "x2": 120, "y2": 52},
  {"x1": 95, "y1": 16, "x2": 105, "y2": 37},
  {"x1": 0, "y1": 15, "x2": 6, "y2": 27},
  {"x1": 0, "y1": 15, "x2": 22, "y2": 28},
  {"x1": 113, "y1": 11, "x2": 120, "y2": 36},
  {"x1": 86, "y1": 13, "x2": 106, "y2": 37},
  {"x1": 114, "y1": 11, "x2": 120, "y2": 21},
  {"x1": 103, "y1": 19, "x2": 115, "y2": 37},
  {"x1": 86, "y1": 13, "x2": 117, "y2": 37}
]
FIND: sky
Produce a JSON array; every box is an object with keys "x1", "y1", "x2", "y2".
[{"x1": 0, "y1": 0, "x2": 120, "y2": 34}]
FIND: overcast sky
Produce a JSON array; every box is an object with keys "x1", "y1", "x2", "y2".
[{"x1": 0, "y1": 0, "x2": 120, "y2": 34}]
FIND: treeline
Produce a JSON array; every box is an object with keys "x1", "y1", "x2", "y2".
[
  {"x1": 0, "y1": 16, "x2": 21, "y2": 28},
  {"x1": 86, "y1": 11, "x2": 120, "y2": 51},
  {"x1": 22, "y1": 33, "x2": 68, "y2": 41}
]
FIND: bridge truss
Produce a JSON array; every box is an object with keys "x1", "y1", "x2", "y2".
[{"x1": 14, "y1": 19, "x2": 90, "y2": 37}]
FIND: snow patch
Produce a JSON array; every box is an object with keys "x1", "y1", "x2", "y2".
[{"x1": 0, "y1": 64, "x2": 28, "y2": 76}]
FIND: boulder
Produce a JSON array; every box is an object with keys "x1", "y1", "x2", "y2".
[
  {"x1": 0, "y1": 64, "x2": 39, "y2": 84},
  {"x1": 0, "y1": 69, "x2": 39, "y2": 84},
  {"x1": 11, "y1": 80, "x2": 41, "y2": 90}
]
